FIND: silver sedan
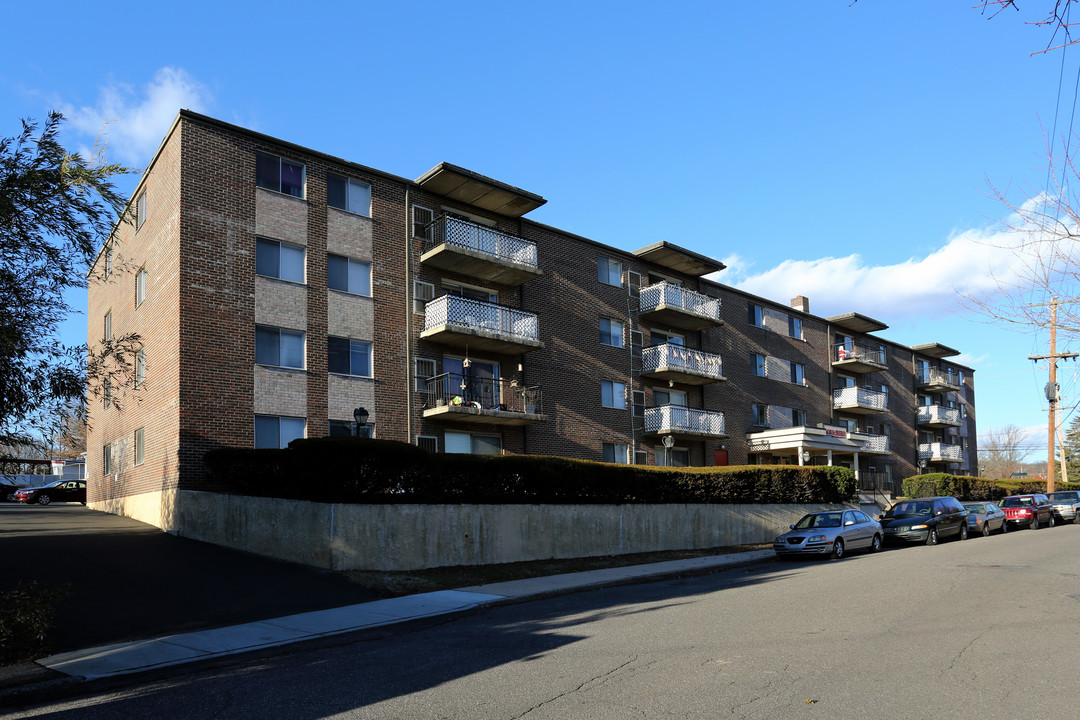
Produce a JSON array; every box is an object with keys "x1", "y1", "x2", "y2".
[{"x1": 773, "y1": 510, "x2": 883, "y2": 560}]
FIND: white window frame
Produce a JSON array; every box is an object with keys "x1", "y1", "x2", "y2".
[
  {"x1": 327, "y1": 254, "x2": 371, "y2": 296},
  {"x1": 752, "y1": 403, "x2": 769, "y2": 427},
  {"x1": 254, "y1": 415, "x2": 306, "y2": 449},
  {"x1": 255, "y1": 152, "x2": 306, "y2": 198},
  {"x1": 445, "y1": 431, "x2": 502, "y2": 455},
  {"x1": 790, "y1": 362, "x2": 805, "y2": 385},
  {"x1": 327, "y1": 337, "x2": 373, "y2": 377},
  {"x1": 601, "y1": 380, "x2": 627, "y2": 410},
  {"x1": 104, "y1": 311, "x2": 112, "y2": 341},
  {"x1": 752, "y1": 353, "x2": 766, "y2": 377},
  {"x1": 788, "y1": 315, "x2": 802, "y2": 339},
  {"x1": 653, "y1": 388, "x2": 688, "y2": 407},
  {"x1": 602, "y1": 442, "x2": 629, "y2": 464},
  {"x1": 136, "y1": 192, "x2": 147, "y2": 230},
  {"x1": 327, "y1": 173, "x2": 372, "y2": 216},
  {"x1": 134, "y1": 427, "x2": 145, "y2": 466},
  {"x1": 415, "y1": 357, "x2": 436, "y2": 392},
  {"x1": 103, "y1": 443, "x2": 112, "y2": 475},
  {"x1": 598, "y1": 256, "x2": 623, "y2": 287},
  {"x1": 414, "y1": 280, "x2": 435, "y2": 313},
  {"x1": 255, "y1": 326, "x2": 306, "y2": 369},
  {"x1": 749, "y1": 304, "x2": 764, "y2": 328},
  {"x1": 256, "y1": 237, "x2": 307, "y2": 284},
  {"x1": 412, "y1": 205, "x2": 434, "y2": 239},
  {"x1": 135, "y1": 349, "x2": 146, "y2": 389},
  {"x1": 632, "y1": 389, "x2": 646, "y2": 418},
  {"x1": 599, "y1": 317, "x2": 625, "y2": 347},
  {"x1": 416, "y1": 435, "x2": 439, "y2": 453},
  {"x1": 135, "y1": 267, "x2": 146, "y2": 307},
  {"x1": 443, "y1": 280, "x2": 496, "y2": 303}
]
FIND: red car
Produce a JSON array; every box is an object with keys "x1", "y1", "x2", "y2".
[
  {"x1": 13, "y1": 479, "x2": 86, "y2": 505},
  {"x1": 1000, "y1": 494, "x2": 1055, "y2": 530}
]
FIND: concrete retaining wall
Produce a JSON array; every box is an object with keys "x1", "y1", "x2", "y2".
[{"x1": 165, "y1": 490, "x2": 850, "y2": 571}]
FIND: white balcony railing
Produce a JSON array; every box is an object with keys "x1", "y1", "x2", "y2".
[
  {"x1": 919, "y1": 443, "x2": 964, "y2": 463},
  {"x1": 857, "y1": 433, "x2": 889, "y2": 453},
  {"x1": 834, "y1": 342, "x2": 886, "y2": 365},
  {"x1": 917, "y1": 405, "x2": 961, "y2": 425},
  {"x1": 918, "y1": 367, "x2": 962, "y2": 388},
  {"x1": 426, "y1": 215, "x2": 538, "y2": 269},
  {"x1": 644, "y1": 404, "x2": 726, "y2": 437},
  {"x1": 641, "y1": 344, "x2": 723, "y2": 379},
  {"x1": 423, "y1": 295, "x2": 539, "y2": 343},
  {"x1": 832, "y1": 386, "x2": 887, "y2": 412},
  {"x1": 639, "y1": 282, "x2": 721, "y2": 323}
]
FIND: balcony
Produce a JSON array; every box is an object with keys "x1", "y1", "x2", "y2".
[
  {"x1": 917, "y1": 405, "x2": 962, "y2": 428},
  {"x1": 638, "y1": 282, "x2": 722, "y2": 331},
  {"x1": 919, "y1": 442, "x2": 964, "y2": 464},
  {"x1": 832, "y1": 386, "x2": 887, "y2": 415},
  {"x1": 422, "y1": 373, "x2": 545, "y2": 426},
  {"x1": 852, "y1": 432, "x2": 889, "y2": 454},
  {"x1": 420, "y1": 215, "x2": 541, "y2": 286},
  {"x1": 832, "y1": 342, "x2": 887, "y2": 373},
  {"x1": 644, "y1": 404, "x2": 727, "y2": 439},
  {"x1": 918, "y1": 368, "x2": 962, "y2": 394},
  {"x1": 421, "y1": 295, "x2": 543, "y2": 354},
  {"x1": 640, "y1": 344, "x2": 725, "y2": 385}
]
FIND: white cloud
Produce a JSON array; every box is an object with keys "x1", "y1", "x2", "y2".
[
  {"x1": 61, "y1": 67, "x2": 211, "y2": 165},
  {"x1": 716, "y1": 223, "x2": 1032, "y2": 321}
]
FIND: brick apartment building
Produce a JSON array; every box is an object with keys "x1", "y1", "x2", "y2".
[{"x1": 86, "y1": 110, "x2": 977, "y2": 528}]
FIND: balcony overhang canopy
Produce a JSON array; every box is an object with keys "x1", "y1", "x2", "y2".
[
  {"x1": 827, "y1": 312, "x2": 888, "y2": 334},
  {"x1": 632, "y1": 241, "x2": 725, "y2": 277},
  {"x1": 415, "y1": 162, "x2": 546, "y2": 218},
  {"x1": 911, "y1": 342, "x2": 960, "y2": 359},
  {"x1": 745, "y1": 425, "x2": 875, "y2": 454}
]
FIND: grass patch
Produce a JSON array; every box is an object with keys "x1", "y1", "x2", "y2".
[{"x1": 339, "y1": 544, "x2": 770, "y2": 597}]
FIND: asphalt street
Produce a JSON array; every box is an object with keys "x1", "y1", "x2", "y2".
[{"x1": 6, "y1": 519, "x2": 1080, "y2": 719}]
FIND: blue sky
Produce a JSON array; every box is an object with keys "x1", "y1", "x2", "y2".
[{"x1": 3, "y1": 1, "x2": 1077, "y2": 462}]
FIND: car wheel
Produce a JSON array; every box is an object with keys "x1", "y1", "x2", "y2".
[
  {"x1": 1031, "y1": 516, "x2": 1040, "y2": 529},
  {"x1": 925, "y1": 528, "x2": 939, "y2": 545},
  {"x1": 1001, "y1": 520, "x2": 1008, "y2": 534},
  {"x1": 37, "y1": 494, "x2": 51, "y2": 506},
  {"x1": 831, "y1": 538, "x2": 845, "y2": 560},
  {"x1": 981, "y1": 522, "x2": 990, "y2": 537},
  {"x1": 958, "y1": 523, "x2": 968, "y2": 541},
  {"x1": 1048, "y1": 514, "x2": 1055, "y2": 528},
  {"x1": 870, "y1": 534, "x2": 882, "y2": 553}
]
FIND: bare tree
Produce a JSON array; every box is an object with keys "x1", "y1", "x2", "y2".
[{"x1": 979, "y1": 425, "x2": 1032, "y2": 478}]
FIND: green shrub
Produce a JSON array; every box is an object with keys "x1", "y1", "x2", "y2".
[
  {"x1": 204, "y1": 438, "x2": 856, "y2": 505},
  {"x1": 0, "y1": 582, "x2": 70, "y2": 666}
]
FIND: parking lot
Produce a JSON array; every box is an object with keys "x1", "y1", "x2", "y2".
[{"x1": 0, "y1": 503, "x2": 382, "y2": 653}]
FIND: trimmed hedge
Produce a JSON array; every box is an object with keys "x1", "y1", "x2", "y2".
[
  {"x1": 204, "y1": 437, "x2": 857, "y2": 505},
  {"x1": 901, "y1": 473, "x2": 1080, "y2": 501}
]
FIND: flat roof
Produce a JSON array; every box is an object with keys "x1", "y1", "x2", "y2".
[
  {"x1": 631, "y1": 241, "x2": 725, "y2": 277},
  {"x1": 911, "y1": 342, "x2": 961, "y2": 359},
  {"x1": 826, "y1": 312, "x2": 889, "y2": 334},
  {"x1": 415, "y1": 162, "x2": 546, "y2": 218}
]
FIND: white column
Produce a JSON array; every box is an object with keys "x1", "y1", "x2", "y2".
[
  {"x1": 827, "y1": 450, "x2": 833, "y2": 466},
  {"x1": 853, "y1": 451, "x2": 860, "y2": 482},
  {"x1": 798, "y1": 446, "x2": 806, "y2": 466}
]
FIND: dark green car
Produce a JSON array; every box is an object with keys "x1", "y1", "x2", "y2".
[{"x1": 880, "y1": 496, "x2": 968, "y2": 545}]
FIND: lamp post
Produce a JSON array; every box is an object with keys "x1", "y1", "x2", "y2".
[{"x1": 353, "y1": 407, "x2": 370, "y2": 438}]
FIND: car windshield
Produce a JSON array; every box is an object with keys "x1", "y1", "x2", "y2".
[
  {"x1": 1001, "y1": 497, "x2": 1032, "y2": 508},
  {"x1": 888, "y1": 501, "x2": 931, "y2": 516},
  {"x1": 793, "y1": 513, "x2": 844, "y2": 530}
]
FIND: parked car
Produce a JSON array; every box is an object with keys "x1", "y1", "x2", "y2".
[
  {"x1": 880, "y1": 496, "x2": 968, "y2": 545},
  {"x1": 1001, "y1": 494, "x2": 1054, "y2": 530},
  {"x1": 773, "y1": 510, "x2": 883, "y2": 560},
  {"x1": 962, "y1": 501, "x2": 1008, "y2": 536},
  {"x1": 12, "y1": 480, "x2": 86, "y2": 505},
  {"x1": 1046, "y1": 491, "x2": 1080, "y2": 524}
]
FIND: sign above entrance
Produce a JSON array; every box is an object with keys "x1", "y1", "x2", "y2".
[{"x1": 822, "y1": 424, "x2": 849, "y2": 439}]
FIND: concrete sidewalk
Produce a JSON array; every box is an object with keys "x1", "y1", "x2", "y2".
[{"x1": 7, "y1": 549, "x2": 775, "y2": 688}]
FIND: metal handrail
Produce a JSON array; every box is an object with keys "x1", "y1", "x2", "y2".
[
  {"x1": 423, "y1": 215, "x2": 538, "y2": 268},
  {"x1": 832, "y1": 386, "x2": 887, "y2": 411},
  {"x1": 643, "y1": 404, "x2": 726, "y2": 436},
  {"x1": 639, "y1": 282, "x2": 721, "y2": 322},
  {"x1": 423, "y1": 295, "x2": 539, "y2": 342},
  {"x1": 918, "y1": 368, "x2": 961, "y2": 387},
  {"x1": 834, "y1": 341, "x2": 886, "y2": 365},
  {"x1": 917, "y1": 405, "x2": 961, "y2": 425},
  {"x1": 918, "y1": 442, "x2": 964, "y2": 462},
  {"x1": 641, "y1": 343, "x2": 723, "y2": 378},
  {"x1": 422, "y1": 372, "x2": 542, "y2": 414}
]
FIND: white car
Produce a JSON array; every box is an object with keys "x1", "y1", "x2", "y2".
[{"x1": 773, "y1": 510, "x2": 883, "y2": 560}]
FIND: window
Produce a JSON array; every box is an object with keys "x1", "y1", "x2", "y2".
[
  {"x1": 630, "y1": 331, "x2": 644, "y2": 360},
  {"x1": 653, "y1": 389, "x2": 687, "y2": 406},
  {"x1": 134, "y1": 427, "x2": 145, "y2": 465},
  {"x1": 327, "y1": 173, "x2": 371, "y2": 216},
  {"x1": 879, "y1": 384, "x2": 889, "y2": 408},
  {"x1": 255, "y1": 326, "x2": 305, "y2": 369},
  {"x1": 634, "y1": 450, "x2": 649, "y2": 465},
  {"x1": 601, "y1": 380, "x2": 627, "y2": 409},
  {"x1": 416, "y1": 435, "x2": 439, "y2": 453},
  {"x1": 960, "y1": 404, "x2": 967, "y2": 419},
  {"x1": 256, "y1": 152, "x2": 305, "y2": 197},
  {"x1": 415, "y1": 357, "x2": 436, "y2": 392},
  {"x1": 328, "y1": 337, "x2": 372, "y2": 377},
  {"x1": 792, "y1": 408, "x2": 807, "y2": 426},
  {"x1": 102, "y1": 377, "x2": 111, "y2": 407},
  {"x1": 788, "y1": 316, "x2": 802, "y2": 339},
  {"x1": 632, "y1": 390, "x2": 645, "y2": 418},
  {"x1": 598, "y1": 256, "x2": 623, "y2": 287},
  {"x1": 413, "y1": 206, "x2": 434, "y2": 239},
  {"x1": 749, "y1": 304, "x2": 764, "y2": 328},
  {"x1": 414, "y1": 280, "x2": 435, "y2": 313},
  {"x1": 103, "y1": 443, "x2": 112, "y2": 475},
  {"x1": 135, "y1": 349, "x2": 146, "y2": 389},
  {"x1": 444, "y1": 281, "x2": 496, "y2": 302},
  {"x1": 104, "y1": 311, "x2": 112, "y2": 341},
  {"x1": 445, "y1": 431, "x2": 502, "y2": 455},
  {"x1": 255, "y1": 415, "x2": 306, "y2": 449},
  {"x1": 602, "y1": 442, "x2": 629, "y2": 464},
  {"x1": 658, "y1": 447, "x2": 689, "y2": 467},
  {"x1": 327, "y1": 254, "x2": 371, "y2": 295},
  {"x1": 752, "y1": 353, "x2": 766, "y2": 377},
  {"x1": 135, "y1": 268, "x2": 146, "y2": 307},
  {"x1": 136, "y1": 192, "x2": 147, "y2": 230},
  {"x1": 790, "y1": 362, "x2": 805, "y2": 385},
  {"x1": 651, "y1": 329, "x2": 684, "y2": 346},
  {"x1": 628, "y1": 271, "x2": 642, "y2": 296},
  {"x1": 328, "y1": 421, "x2": 353, "y2": 437},
  {"x1": 599, "y1": 318, "x2": 625, "y2": 347},
  {"x1": 256, "y1": 238, "x2": 306, "y2": 283},
  {"x1": 752, "y1": 403, "x2": 769, "y2": 427}
]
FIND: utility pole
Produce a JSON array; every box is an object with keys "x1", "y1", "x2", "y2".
[{"x1": 1029, "y1": 297, "x2": 1078, "y2": 492}]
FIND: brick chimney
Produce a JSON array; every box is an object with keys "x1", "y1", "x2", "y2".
[{"x1": 791, "y1": 296, "x2": 809, "y2": 313}]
